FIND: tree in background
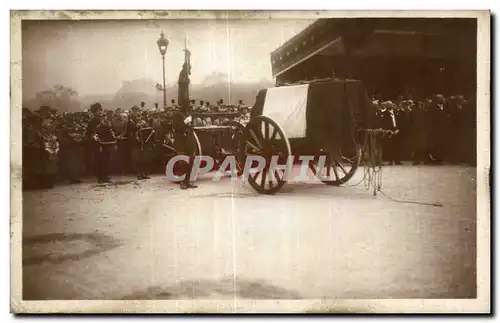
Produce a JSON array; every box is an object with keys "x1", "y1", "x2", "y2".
[{"x1": 35, "y1": 85, "x2": 80, "y2": 112}]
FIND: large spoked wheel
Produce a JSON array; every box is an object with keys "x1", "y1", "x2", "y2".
[
  {"x1": 242, "y1": 116, "x2": 292, "y2": 195},
  {"x1": 168, "y1": 128, "x2": 202, "y2": 184},
  {"x1": 309, "y1": 144, "x2": 362, "y2": 186}
]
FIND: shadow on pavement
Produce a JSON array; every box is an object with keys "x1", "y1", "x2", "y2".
[{"x1": 23, "y1": 232, "x2": 121, "y2": 266}]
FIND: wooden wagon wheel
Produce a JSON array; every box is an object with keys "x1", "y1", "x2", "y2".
[
  {"x1": 309, "y1": 144, "x2": 362, "y2": 186},
  {"x1": 169, "y1": 128, "x2": 202, "y2": 183},
  {"x1": 242, "y1": 116, "x2": 291, "y2": 195}
]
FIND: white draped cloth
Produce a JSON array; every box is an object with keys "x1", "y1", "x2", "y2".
[{"x1": 261, "y1": 84, "x2": 309, "y2": 139}]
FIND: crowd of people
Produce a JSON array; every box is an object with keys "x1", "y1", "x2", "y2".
[
  {"x1": 21, "y1": 92, "x2": 476, "y2": 190},
  {"x1": 22, "y1": 99, "x2": 250, "y2": 190},
  {"x1": 369, "y1": 94, "x2": 476, "y2": 166}
]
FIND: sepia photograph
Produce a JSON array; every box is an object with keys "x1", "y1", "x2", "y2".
[{"x1": 10, "y1": 10, "x2": 490, "y2": 313}]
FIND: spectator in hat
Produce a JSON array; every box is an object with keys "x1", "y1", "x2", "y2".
[
  {"x1": 381, "y1": 101, "x2": 402, "y2": 165},
  {"x1": 170, "y1": 99, "x2": 178, "y2": 110}
]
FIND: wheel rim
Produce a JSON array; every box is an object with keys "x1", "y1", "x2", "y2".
[
  {"x1": 243, "y1": 116, "x2": 291, "y2": 194},
  {"x1": 310, "y1": 145, "x2": 361, "y2": 186}
]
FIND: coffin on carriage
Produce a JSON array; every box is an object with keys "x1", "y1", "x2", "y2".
[
  {"x1": 242, "y1": 78, "x2": 372, "y2": 194},
  {"x1": 175, "y1": 78, "x2": 373, "y2": 194}
]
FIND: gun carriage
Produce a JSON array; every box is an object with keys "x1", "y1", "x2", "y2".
[{"x1": 165, "y1": 78, "x2": 372, "y2": 193}]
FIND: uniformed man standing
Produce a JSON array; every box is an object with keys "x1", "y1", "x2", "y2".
[
  {"x1": 127, "y1": 106, "x2": 151, "y2": 180},
  {"x1": 113, "y1": 111, "x2": 130, "y2": 175},
  {"x1": 86, "y1": 103, "x2": 114, "y2": 183},
  {"x1": 172, "y1": 110, "x2": 197, "y2": 189}
]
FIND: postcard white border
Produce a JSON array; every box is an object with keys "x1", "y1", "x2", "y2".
[{"x1": 10, "y1": 9, "x2": 491, "y2": 314}]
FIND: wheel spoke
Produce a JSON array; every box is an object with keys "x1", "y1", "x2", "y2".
[
  {"x1": 260, "y1": 167, "x2": 268, "y2": 188},
  {"x1": 270, "y1": 126, "x2": 278, "y2": 140},
  {"x1": 275, "y1": 168, "x2": 285, "y2": 182},
  {"x1": 335, "y1": 159, "x2": 348, "y2": 175},
  {"x1": 257, "y1": 121, "x2": 268, "y2": 148},
  {"x1": 308, "y1": 160, "x2": 317, "y2": 174},
  {"x1": 250, "y1": 170, "x2": 260, "y2": 182},
  {"x1": 312, "y1": 146, "x2": 360, "y2": 186},
  {"x1": 332, "y1": 163, "x2": 340, "y2": 181},
  {"x1": 245, "y1": 140, "x2": 262, "y2": 153},
  {"x1": 248, "y1": 129, "x2": 263, "y2": 150},
  {"x1": 243, "y1": 116, "x2": 292, "y2": 194},
  {"x1": 273, "y1": 170, "x2": 281, "y2": 183},
  {"x1": 268, "y1": 172, "x2": 274, "y2": 190}
]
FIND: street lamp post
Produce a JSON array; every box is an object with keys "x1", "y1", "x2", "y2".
[{"x1": 157, "y1": 31, "x2": 169, "y2": 109}]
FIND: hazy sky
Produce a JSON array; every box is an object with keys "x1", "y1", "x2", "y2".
[{"x1": 22, "y1": 19, "x2": 314, "y2": 99}]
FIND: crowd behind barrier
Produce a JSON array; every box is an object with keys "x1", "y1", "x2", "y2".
[
  {"x1": 22, "y1": 93, "x2": 476, "y2": 190},
  {"x1": 22, "y1": 99, "x2": 250, "y2": 189}
]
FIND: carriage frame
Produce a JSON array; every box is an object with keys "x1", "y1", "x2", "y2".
[{"x1": 166, "y1": 79, "x2": 370, "y2": 194}]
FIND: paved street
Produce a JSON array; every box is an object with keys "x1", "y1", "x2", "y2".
[{"x1": 21, "y1": 165, "x2": 477, "y2": 301}]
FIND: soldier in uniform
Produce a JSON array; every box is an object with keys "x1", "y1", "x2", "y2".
[
  {"x1": 113, "y1": 111, "x2": 130, "y2": 174},
  {"x1": 86, "y1": 103, "x2": 114, "y2": 183},
  {"x1": 172, "y1": 110, "x2": 198, "y2": 189},
  {"x1": 127, "y1": 106, "x2": 151, "y2": 180}
]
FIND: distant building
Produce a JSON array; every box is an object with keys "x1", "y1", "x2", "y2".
[{"x1": 270, "y1": 18, "x2": 477, "y2": 99}]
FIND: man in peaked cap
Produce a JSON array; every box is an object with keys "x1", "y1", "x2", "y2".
[
  {"x1": 127, "y1": 107, "x2": 151, "y2": 180},
  {"x1": 86, "y1": 102, "x2": 113, "y2": 183}
]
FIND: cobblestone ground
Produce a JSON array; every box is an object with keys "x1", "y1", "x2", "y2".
[{"x1": 20, "y1": 165, "x2": 477, "y2": 300}]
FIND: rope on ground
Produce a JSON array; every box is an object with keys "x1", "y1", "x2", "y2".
[{"x1": 345, "y1": 128, "x2": 443, "y2": 208}]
